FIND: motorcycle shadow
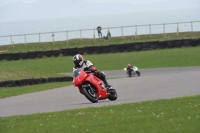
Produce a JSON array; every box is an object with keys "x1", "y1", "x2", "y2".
[
  {"x1": 73, "y1": 100, "x2": 111, "y2": 105},
  {"x1": 126, "y1": 74, "x2": 138, "y2": 77}
]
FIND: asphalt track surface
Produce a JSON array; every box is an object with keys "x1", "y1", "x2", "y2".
[{"x1": 1, "y1": 66, "x2": 200, "y2": 117}]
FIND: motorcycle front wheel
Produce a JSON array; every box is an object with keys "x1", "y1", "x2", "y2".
[
  {"x1": 108, "y1": 89, "x2": 118, "y2": 101},
  {"x1": 128, "y1": 70, "x2": 132, "y2": 77},
  {"x1": 82, "y1": 85, "x2": 98, "y2": 103}
]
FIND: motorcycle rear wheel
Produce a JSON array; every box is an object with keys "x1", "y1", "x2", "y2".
[
  {"x1": 136, "y1": 71, "x2": 140, "y2": 76},
  {"x1": 108, "y1": 89, "x2": 118, "y2": 101},
  {"x1": 82, "y1": 85, "x2": 98, "y2": 103}
]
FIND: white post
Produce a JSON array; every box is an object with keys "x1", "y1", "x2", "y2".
[
  {"x1": 163, "y1": 23, "x2": 165, "y2": 34},
  {"x1": 52, "y1": 32, "x2": 55, "y2": 45},
  {"x1": 94, "y1": 29, "x2": 96, "y2": 38},
  {"x1": 191, "y1": 21, "x2": 193, "y2": 32},
  {"x1": 93, "y1": 29, "x2": 95, "y2": 42},
  {"x1": 177, "y1": 22, "x2": 179, "y2": 36},
  {"x1": 135, "y1": 25, "x2": 137, "y2": 39},
  {"x1": 66, "y1": 31, "x2": 68, "y2": 43},
  {"x1": 80, "y1": 30, "x2": 82, "y2": 41},
  {"x1": 149, "y1": 24, "x2": 151, "y2": 35},
  {"x1": 121, "y1": 26, "x2": 123, "y2": 37},
  {"x1": 10, "y1": 35, "x2": 12, "y2": 45},
  {"x1": 39, "y1": 33, "x2": 41, "y2": 43},
  {"x1": 24, "y1": 34, "x2": 26, "y2": 45}
]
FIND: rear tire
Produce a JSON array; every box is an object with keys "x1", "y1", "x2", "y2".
[
  {"x1": 108, "y1": 89, "x2": 118, "y2": 101},
  {"x1": 82, "y1": 85, "x2": 98, "y2": 103},
  {"x1": 136, "y1": 71, "x2": 140, "y2": 76}
]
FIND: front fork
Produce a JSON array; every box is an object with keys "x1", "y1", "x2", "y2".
[{"x1": 80, "y1": 84, "x2": 95, "y2": 95}]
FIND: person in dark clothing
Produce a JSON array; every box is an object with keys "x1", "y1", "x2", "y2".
[
  {"x1": 97, "y1": 26, "x2": 102, "y2": 38},
  {"x1": 103, "y1": 30, "x2": 111, "y2": 40},
  {"x1": 107, "y1": 30, "x2": 111, "y2": 38},
  {"x1": 72, "y1": 54, "x2": 112, "y2": 91}
]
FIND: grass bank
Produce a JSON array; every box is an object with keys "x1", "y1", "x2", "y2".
[
  {"x1": 0, "y1": 32, "x2": 199, "y2": 53},
  {"x1": 1, "y1": 95, "x2": 200, "y2": 133},
  {"x1": 0, "y1": 46, "x2": 200, "y2": 81},
  {"x1": 0, "y1": 46, "x2": 200, "y2": 98},
  {"x1": 0, "y1": 82, "x2": 72, "y2": 99}
]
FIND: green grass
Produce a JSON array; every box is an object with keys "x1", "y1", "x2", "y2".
[
  {"x1": 0, "y1": 32, "x2": 200, "y2": 53},
  {"x1": 0, "y1": 33, "x2": 199, "y2": 133},
  {"x1": 1, "y1": 95, "x2": 200, "y2": 133},
  {"x1": 0, "y1": 82, "x2": 72, "y2": 99},
  {"x1": 0, "y1": 46, "x2": 200, "y2": 98},
  {"x1": 0, "y1": 46, "x2": 200, "y2": 81}
]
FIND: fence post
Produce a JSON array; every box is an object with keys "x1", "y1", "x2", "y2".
[
  {"x1": 176, "y1": 22, "x2": 179, "y2": 36},
  {"x1": 39, "y1": 33, "x2": 41, "y2": 44},
  {"x1": 191, "y1": 21, "x2": 193, "y2": 32},
  {"x1": 2, "y1": 20, "x2": 200, "y2": 45},
  {"x1": 10, "y1": 35, "x2": 12, "y2": 45},
  {"x1": 80, "y1": 30, "x2": 82, "y2": 41},
  {"x1": 121, "y1": 26, "x2": 123, "y2": 37},
  {"x1": 52, "y1": 32, "x2": 55, "y2": 45},
  {"x1": 93, "y1": 29, "x2": 96, "y2": 42},
  {"x1": 163, "y1": 23, "x2": 165, "y2": 34},
  {"x1": 24, "y1": 34, "x2": 26, "y2": 45},
  {"x1": 66, "y1": 31, "x2": 68, "y2": 43},
  {"x1": 149, "y1": 24, "x2": 151, "y2": 36},
  {"x1": 10, "y1": 35, "x2": 14, "y2": 48},
  {"x1": 135, "y1": 25, "x2": 137, "y2": 39}
]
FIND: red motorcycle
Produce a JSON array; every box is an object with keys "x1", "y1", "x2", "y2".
[{"x1": 73, "y1": 68, "x2": 118, "y2": 103}]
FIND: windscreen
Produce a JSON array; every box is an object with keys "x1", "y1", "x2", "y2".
[{"x1": 73, "y1": 69, "x2": 82, "y2": 78}]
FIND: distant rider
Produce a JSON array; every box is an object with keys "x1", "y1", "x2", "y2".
[
  {"x1": 73, "y1": 54, "x2": 112, "y2": 91},
  {"x1": 126, "y1": 64, "x2": 133, "y2": 73}
]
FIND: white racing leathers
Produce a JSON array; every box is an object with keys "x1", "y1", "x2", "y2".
[{"x1": 73, "y1": 60, "x2": 93, "y2": 72}]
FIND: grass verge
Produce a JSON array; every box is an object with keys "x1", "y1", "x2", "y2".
[
  {"x1": 0, "y1": 82, "x2": 72, "y2": 99},
  {"x1": 1, "y1": 95, "x2": 200, "y2": 133},
  {"x1": 0, "y1": 32, "x2": 200, "y2": 53}
]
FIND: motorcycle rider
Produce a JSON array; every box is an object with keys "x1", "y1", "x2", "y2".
[
  {"x1": 73, "y1": 54, "x2": 112, "y2": 91},
  {"x1": 126, "y1": 64, "x2": 133, "y2": 73}
]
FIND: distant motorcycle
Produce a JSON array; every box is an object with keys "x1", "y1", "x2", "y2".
[
  {"x1": 123, "y1": 66, "x2": 141, "y2": 77},
  {"x1": 73, "y1": 68, "x2": 118, "y2": 103}
]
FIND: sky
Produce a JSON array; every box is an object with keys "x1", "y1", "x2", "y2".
[
  {"x1": 0, "y1": 0, "x2": 199, "y2": 22},
  {"x1": 0, "y1": 0, "x2": 169, "y2": 7},
  {"x1": 84, "y1": 0, "x2": 168, "y2": 4}
]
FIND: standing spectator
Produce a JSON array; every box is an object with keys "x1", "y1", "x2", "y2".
[{"x1": 97, "y1": 26, "x2": 102, "y2": 38}]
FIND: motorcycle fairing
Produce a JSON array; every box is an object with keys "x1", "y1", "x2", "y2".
[{"x1": 73, "y1": 69, "x2": 109, "y2": 100}]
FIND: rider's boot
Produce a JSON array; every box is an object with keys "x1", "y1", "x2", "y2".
[
  {"x1": 102, "y1": 79, "x2": 112, "y2": 91},
  {"x1": 106, "y1": 85, "x2": 113, "y2": 92}
]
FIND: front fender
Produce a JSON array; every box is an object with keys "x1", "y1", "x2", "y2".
[{"x1": 82, "y1": 84, "x2": 91, "y2": 88}]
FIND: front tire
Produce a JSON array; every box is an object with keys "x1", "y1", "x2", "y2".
[
  {"x1": 128, "y1": 69, "x2": 133, "y2": 77},
  {"x1": 82, "y1": 85, "x2": 98, "y2": 103},
  {"x1": 108, "y1": 89, "x2": 118, "y2": 101}
]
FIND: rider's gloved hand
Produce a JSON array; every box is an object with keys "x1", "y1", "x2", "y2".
[
  {"x1": 84, "y1": 67, "x2": 89, "y2": 71},
  {"x1": 88, "y1": 68, "x2": 95, "y2": 72},
  {"x1": 84, "y1": 67, "x2": 96, "y2": 72}
]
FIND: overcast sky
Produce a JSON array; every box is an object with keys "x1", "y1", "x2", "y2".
[
  {"x1": 84, "y1": 0, "x2": 169, "y2": 4},
  {"x1": 0, "y1": 0, "x2": 169, "y2": 7},
  {"x1": 0, "y1": 0, "x2": 199, "y2": 22}
]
